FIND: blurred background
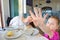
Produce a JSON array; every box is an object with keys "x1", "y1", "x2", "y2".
[{"x1": 0, "y1": 0, "x2": 60, "y2": 28}]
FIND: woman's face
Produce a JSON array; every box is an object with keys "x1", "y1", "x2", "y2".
[
  {"x1": 46, "y1": 18, "x2": 59, "y2": 31},
  {"x1": 26, "y1": 16, "x2": 33, "y2": 23}
]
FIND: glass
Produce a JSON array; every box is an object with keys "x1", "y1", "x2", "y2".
[
  {"x1": 18, "y1": 24, "x2": 26, "y2": 30},
  {"x1": 6, "y1": 27, "x2": 14, "y2": 31}
]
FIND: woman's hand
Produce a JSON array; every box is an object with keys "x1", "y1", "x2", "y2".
[{"x1": 23, "y1": 16, "x2": 33, "y2": 24}]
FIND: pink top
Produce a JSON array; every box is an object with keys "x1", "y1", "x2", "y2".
[{"x1": 44, "y1": 31, "x2": 59, "y2": 40}]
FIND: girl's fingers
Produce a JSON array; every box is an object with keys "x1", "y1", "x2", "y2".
[
  {"x1": 29, "y1": 10, "x2": 35, "y2": 19},
  {"x1": 44, "y1": 14, "x2": 48, "y2": 21},
  {"x1": 38, "y1": 8, "x2": 42, "y2": 17},
  {"x1": 34, "y1": 7, "x2": 39, "y2": 17},
  {"x1": 32, "y1": 19, "x2": 38, "y2": 27}
]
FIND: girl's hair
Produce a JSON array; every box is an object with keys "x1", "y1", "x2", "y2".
[{"x1": 50, "y1": 16, "x2": 60, "y2": 25}]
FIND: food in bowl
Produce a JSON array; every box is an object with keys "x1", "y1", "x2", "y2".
[{"x1": 7, "y1": 31, "x2": 14, "y2": 37}]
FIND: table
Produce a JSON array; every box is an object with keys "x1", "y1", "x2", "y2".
[
  {"x1": 0, "y1": 30, "x2": 48, "y2": 40},
  {"x1": 0, "y1": 25, "x2": 48, "y2": 40}
]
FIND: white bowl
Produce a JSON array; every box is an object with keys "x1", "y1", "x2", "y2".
[{"x1": 24, "y1": 28, "x2": 39, "y2": 36}]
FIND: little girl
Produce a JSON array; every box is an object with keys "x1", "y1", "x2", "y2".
[
  {"x1": 44, "y1": 16, "x2": 60, "y2": 40},
  {"x1": 29, "y1": 7, "x2": 60, "y2": 40}
]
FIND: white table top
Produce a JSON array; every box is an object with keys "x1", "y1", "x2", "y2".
[
  {"x1": 0, "y1": 30, "x2": 48, "y2": 40},
  {"x1": 0, "y1": 26, "x2": 48, "y2": 40}
]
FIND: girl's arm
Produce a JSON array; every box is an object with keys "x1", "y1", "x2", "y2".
[
  {"x1": 29, "y1": 7, "x2": 53, "y2": 38},
  {"x1": 38, "y1": 23, "x2": 53, "y2": 38}
]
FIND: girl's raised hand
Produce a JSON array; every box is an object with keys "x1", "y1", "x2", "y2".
[{"x1": 29, "y1": 7, "x2": 48, "y2": 27}]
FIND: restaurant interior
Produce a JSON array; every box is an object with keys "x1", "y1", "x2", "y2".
[{"x1": 0, "y1": 0, "x2": 60, "y2": 40}]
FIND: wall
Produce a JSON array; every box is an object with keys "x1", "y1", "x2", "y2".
[
  {"x1": 33, "y1": 0, "x2": 60, "y2": 19},
  {"x1": 26, "y1": 5, "x2": 32, "y2": 13},
  {"x1": 1, "y1": 0, "x2": 10, "y2": 27},
  {"x1": 33, "y1": 0, "x2": 60, "y2": 12}
]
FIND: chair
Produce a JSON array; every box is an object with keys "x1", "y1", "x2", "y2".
[{"x1": 7, "y1": 17, "x2": 12, "y2": 26}]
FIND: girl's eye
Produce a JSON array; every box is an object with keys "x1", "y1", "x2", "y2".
[
  {"x1": 51, "y1": 23, "x2": 54, "y2": 25},
  {"x1": 47, "y1": 22, "x2": 54, "y2": 25}
]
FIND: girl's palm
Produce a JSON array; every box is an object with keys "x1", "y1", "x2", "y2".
[{"x1": 29, "y1": 7, "x2": 48, "y2": 26}]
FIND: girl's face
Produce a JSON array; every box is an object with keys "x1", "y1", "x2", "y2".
[{"x1": 46, "y1": 18, "x2": 59, "y2": 31}]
